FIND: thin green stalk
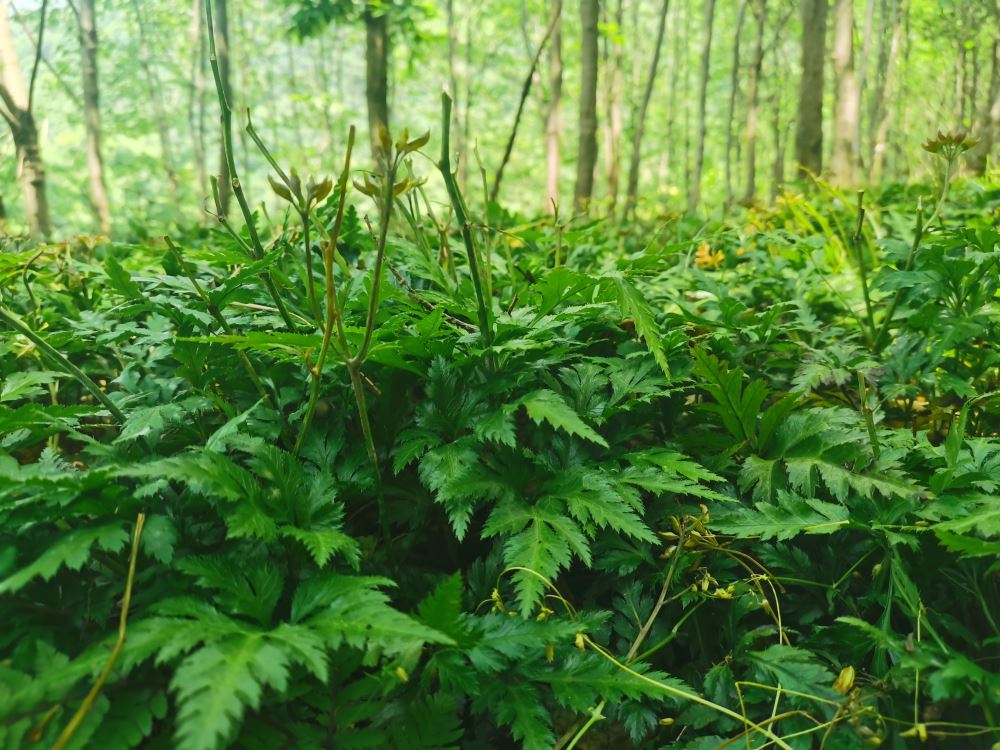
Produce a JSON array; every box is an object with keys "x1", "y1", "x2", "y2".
[
  {"x1": 350, "y1": 160, "x2": 397, "y2": 367},
  {"x1": 857, "y1": 370, "x2": 881, "y2": 461},
  {"x1": 873, "y1": 199, "x2": 923, "y2": 351},
  {"x1": 563, "y1": 701, "x2": 605, "y2": 750},
  {"x1": 347, "y1": 363, "x2": 387, "y2": 540},
  {"x1": 294, "y1": 128, "x2": 355, "y2": 455},
  {"x1": 301, "y1": 212, "x2": 320, "y2": 324},
  {"x1": 852, "y1": 190, "x2": 876, "y2": 344},
  {"x1": 50, "y1": 513, "x2": 145, "y2": 750},
  {"x1": 0, "y1": 306, "x2": 126, "y2": 424},
  {"x1": 205, "y1": 0, "x2": 295, "y2": 332},
  {"x1": 438, "y1": 92, "x2": 493, "y2": 350}
]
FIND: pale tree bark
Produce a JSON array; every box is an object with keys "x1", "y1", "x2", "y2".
[
  {"x1": 545, "y1": 0, "x2": 562, "y2": 212},
  {"x1": 574, "y1": 0, "x2": 599, "y2": 213},
  {"x1": 623, "y1": 0, "x2": 670, "y2": 217},
  {"x1": 132, "y1": 0, "x2": 180, "y2": 205},
  {"x1": 0, "y1": 0, "x2": 51, "y2": 237},
  {"x1": 364, "y1": 6, "x2": 389, "y2": 159},
  {"x1": 830, "y1": 0, "x2": 859, "y2": 185},
  {"x1": 724, "y1": 0, "x2": 748, "y2": 207},
  {"x1": 75, "y1": 0, "x2": 111, "y2": 234},
  {"x1": 688, "y1": 0, "x2": 717, "y2": 213},
  {"x1": 602, "y1": 0, "x2": 624, "y2": 214},
  {"x1": 868, "y1": 0, "x2": 904, "y2": 183},
  {"x1": 855, "y1": 0, "x2": 875, "y2": 167},
  {"x1": 742, "y1": 0, "x2": 766, "y2": 202},
  {"x1": 969, "y1": 0, "x2": 999, "y2": 174},
  {"x1": 794, "y1": 0, "x2": 828, "y2": 178},
  {"x1": 214, "y1": 0, "x2": 232, "y2": 214},
  {"x1": 188, "y1": 0, "x2": 208, "y2": 204}
]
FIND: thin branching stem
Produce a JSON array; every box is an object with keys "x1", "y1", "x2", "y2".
[
  {"x1": 0, "y1": 306, "x2": 125, "y2": 424},
  {"x1": 294, "y1": 127, "x2": 355, "y2": 455},
  {"x1": 205, "y1": 0, "x2": 295, "y2": 331},
  {"x1": 50, "y1": 513, "x2": 146, "y2": 750},
  {"x1": 439, "y1": 92, "x2": 493, "y2": 351}
]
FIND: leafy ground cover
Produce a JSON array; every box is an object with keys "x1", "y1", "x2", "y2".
[{"x1": 1, "y1": 123, "x2": 999, "y2": 748}]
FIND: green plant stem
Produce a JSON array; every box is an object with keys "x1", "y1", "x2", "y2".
[
  {"x1": 50, "y1": 512, "x2": 145, "y2": 750},
  {"x1": 851, "y1": 190, "x2": 876, "y2": 344},
  {"x1": 857, "y1": 370, "x2": 881, "y2": 461},
  {"x1": 294, "y1": 128, "x2": 355, "y2": 455},
  {"x1": 873, "y1": 199, "x2": 923, "y2": 351},
  {"x1": 563, "y1": 701, "x2": 605, "y2": 750},
  {"x1": 626, "y1": 525, "x2": 685, "y2": 662},
  {"x1": 301, "y1": 212, "x2": 321, "y2": 324},
  {"x1": 347, "y1": 363, "x2": 387, "y2": 540},
  {"x1": 350, "y1": 161, "x2": 397, "y2": 367},
  {"x1": 0, "y1": 306, "x2": 126, "y2": 424},
  {"x1": 438, "y1": 92, "x2": 493, "y2": 351},
  {"x1": 205, "y1": 0, "x2": 295, "y2": 333}
]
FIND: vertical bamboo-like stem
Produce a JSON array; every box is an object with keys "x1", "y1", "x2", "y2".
[
  {"x1": 439, "y1": 92, "x2": 493, "y2": 350},
  {"x1": 852, "y1": 190, "x2": 876, "y2": 343},
  {"x1": 205, "y1": 0, "x2": 295, "y2": 331},
  {"x1": 294, "y1": 127, "x2": 355, "y2": 455}
]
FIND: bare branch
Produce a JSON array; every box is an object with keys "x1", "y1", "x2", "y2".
[{"x1": 26, "y1": 0, "x2": 49, "y2": 113}]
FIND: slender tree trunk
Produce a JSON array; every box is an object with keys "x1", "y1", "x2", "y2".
[
  {"x1": 794, "y1": 0, "x2": 828, "y2": 178},
  {"x1": 855, "y1": 0, "x2": 875, "y2": 167},
  {"x1": 868, "y1": 0, "x2": 903, "y2": 183},
  {"x1": 364, "y1": 7, "x2": 389, "y2": 158},
  {"x1": 132, "y1": 0, "x2": 180, "y2": 205},
  {"x1": 688, "y1": 0, "x2": 717, "y2": 213},
  {"x1": 213, "y1": 0, "x2": 232, "y2": 214},
  {"x1": 830, "y1": 0, "x2": 859, "y2": 185},
  {"x1": 742, "y1": 0, "x2": 766, "y2": 202},
  {"x1": 188, "y1": 0, "x2": 208, "y2": 204},
  {"x1": 603, "y1": 0, "x2": 624, "y2": 214},
  {"x1": 545, "y1": 0, "x2": 562, "y2": 212},
  {"x1": 724, "y1": 0, "x2": 748, "y2": 207},
  {"x1": 574, "y1": 0, "x2": 599, "y2": 213},
  {"x1": 623, "y1": 0, "x2": 671, "y2": 217},
  {"x1": 969, "y1": 0, "x2": 999, "y2": 174},
  {"x1": 0, "y1": 0, "x2": 51, "y2": 237},
  {"x1": 76, "y1": 0, "x2": 111, "y2": 234}
]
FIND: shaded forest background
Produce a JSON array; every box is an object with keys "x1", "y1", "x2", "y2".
[{"x1": 1, "y1": 0, "x2": 998, "y2": 237}]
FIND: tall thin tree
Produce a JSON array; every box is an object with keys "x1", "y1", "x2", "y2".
[
  {"x1": 742, "y1": 0, "x2": 766, "y2": 202},
  {"x1": 545, "y1": 0, "x2": 562, "y2": 212},
  {"x1": 0, "y1": 0, "x2": 51, "y2": 236},
  {"x1": 830, "y1": 0, "x2": 859, "y2": 185},
  {"x1": 688, "y1": 0, "x2": 717, "y2": 213},
  {"x1": 868, "y1": 0, "x2": 904, "y2": 183},
  {"x1": 623, "y1": 0, "x2": 670, "y2": 217},
  {"x1": 602, "y1": 0, "x2": 624, "y2": 213},
  {"x1": 72, "y1": 0, "x2": 111, "y2": 234},
  {"x1": 793, "y1": 0, "x2": 828, "y2": 179},
  {"x1": 132, "y1": 0, "x2": 180, "y2": 205},
  {"x1": 969, "y1": 0, "x2": 999, "y2": 174},
  {"x1": 724, "y1": 0, "x2": 748, "y2": 207},
  {"x1": 574, "y1": 0, "x2": 599, "y2": 213}
]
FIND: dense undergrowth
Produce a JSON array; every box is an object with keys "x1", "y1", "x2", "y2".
[{"x1": 2, "y1": 113, "x2": 1000, "y2": 749}]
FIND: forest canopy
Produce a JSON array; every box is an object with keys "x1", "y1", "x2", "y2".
[{"x1": 0, "y1": 0, "x2": 997, "y2": 234}]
